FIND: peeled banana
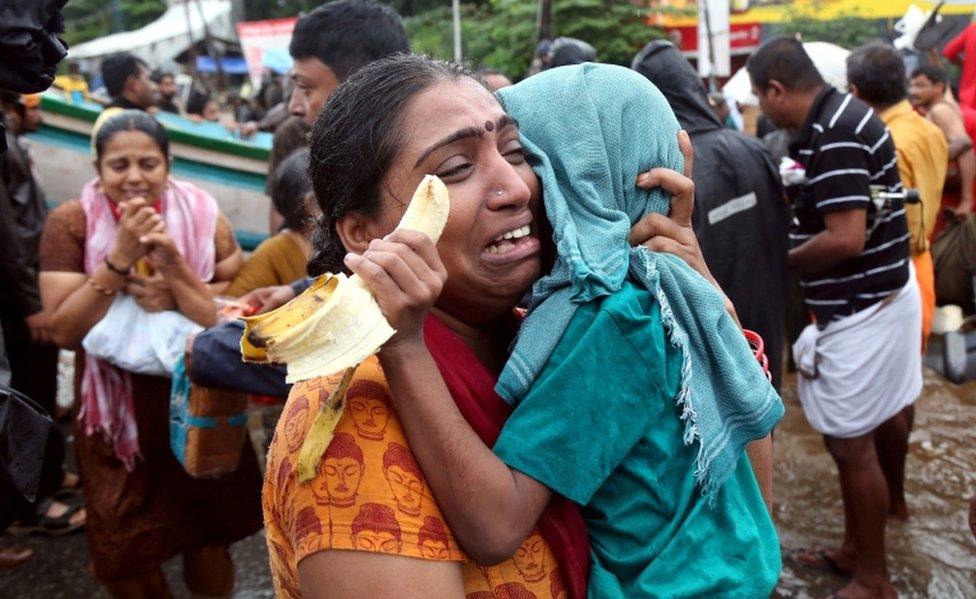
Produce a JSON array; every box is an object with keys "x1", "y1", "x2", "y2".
[
  {"x1": 241, "y1": 175, "x2": 450, "y2": 482},
  {"x1": 241, "y1": 174, "x2": 450, "y2": 382}
]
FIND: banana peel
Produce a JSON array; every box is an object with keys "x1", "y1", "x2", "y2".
[
  {"x1": 240, "y1": 174, "x2": 450, "y2": 382},
  {"x1": 296, "y1": 366, "x2": 356, "y2": 482},
  {"x1": 240, "y1": 175, "x2": 450, "y2": 483}
]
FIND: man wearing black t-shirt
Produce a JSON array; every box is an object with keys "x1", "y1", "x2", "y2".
[{"x1": 750, "y1": 37, "x2": 921, "y2": 599}]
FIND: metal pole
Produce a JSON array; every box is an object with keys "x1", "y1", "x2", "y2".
[
  {"x1": 537, "y1": 0, "x2": 552, "y2": 44},
  {"x1": 701, "y1": 0, "x2": 718, "y2": 91},
  {"x1": 195, "y1": 0, "x2": 226, "y2": 90},
  {"x1": 183, "y1": 0, "x2": 197, "y2": 72},
  {"x1": 452, "y1": 0, "x2": 462, "y2": 63}
]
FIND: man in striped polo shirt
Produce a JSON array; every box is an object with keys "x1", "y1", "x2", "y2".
[{"x1": 750, "y1": 37, "x2": 920, "y2": 599}]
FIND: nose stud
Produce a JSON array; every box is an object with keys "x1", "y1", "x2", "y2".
[{"x1": 496, "y1": 190, "x2": 504, "y2": 197}]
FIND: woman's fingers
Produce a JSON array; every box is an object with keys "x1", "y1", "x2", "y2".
[
  {"x1": 363, "y1": 249, "x2": 429, "y2": 303},
  {"x1": 644, "y1": 236, "x2": 693, "y2": 263},
  {"x1": 125, "y1": 281, "x2": 146, "y2": 298},
  {"x1": 678, "y1": 130, "x2": 694, "y2": 180},
  {"x1": 629, "y1": 212, "x2": 692, "y2": 247},
  {"x1": 366, "y1": 238, "x2": 444, "y2": 298},
  {"x1": 634, "y1": 131, "x2": 697, "y2": 227},
  {"x1": 383, "y1": 229, "x2": 448, "y2": 280},
  {"x1": 637, "y1": 168, "x2": 695, "y2": 227},
  {"x1": 343, "y1": 253, "x2": 409, "y2": 312}
]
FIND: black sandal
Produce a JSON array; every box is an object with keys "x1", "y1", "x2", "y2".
[
  {"x1": 789, "y1": 547, "x2": 852, "y2": 577},
  {"x1": 7, "y1": 494, "x2": 86, "y2": 537}
]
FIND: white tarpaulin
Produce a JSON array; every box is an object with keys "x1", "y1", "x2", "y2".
[
  {"x1": 69, "y1": 1, "x2": 233, "y2": 65},
  {"x1": 723, "y1": 41, "x2": 851, "y2": 107}
]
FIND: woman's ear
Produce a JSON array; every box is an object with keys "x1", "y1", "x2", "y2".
[{"x1": 335, "y1": 211, "x2": 373, "y2": 256}]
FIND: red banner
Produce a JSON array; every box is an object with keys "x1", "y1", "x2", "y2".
[{"x1": 666, "y1": 22, "x2": 762, "y2": 55}]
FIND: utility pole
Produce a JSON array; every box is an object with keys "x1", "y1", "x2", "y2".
[
  {"x1": 452, "y1": 0, "x2": 462, "y2": 63},
  {"x1": 194, "y1": 0, "x2": 226, "y2": 90},
  {"x1": 183, "y1": 0, "x2": 197, "y2": 72},
  {"x1": 109, "y1": 0, "x2": 126, "y2": 33},
  {"x1": 537, "y1": 0, "x2": 552, "y2": 45}
]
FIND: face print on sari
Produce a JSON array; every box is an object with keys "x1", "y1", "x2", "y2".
[
  {"x1": 513, "y1": 533, "x2": 547, "y2": 584},
  {"x1": 382, "y1": 442, "x2": 426, "y2": 517},
  {"x1": 346, "y1": 379, "x2": 392, "y2": 441},
  {"x1": 417, "y1": 515, "x2": 451, "y2": 560},
  {"x1": 293, "y1": 506, "x2": 323, "y2": 556},
  {"x1": 282, "y1": 394, "x2": 311, "y2": 453},
  {"x1": 496, "y1": 582, "x2": 538, "y2": 599},
  {"x1": 313, "y1": 432, "x2": 365, "y2": 507},
  {"x1": 350, "y1": 503, "x2": 402, "y2": 553}
]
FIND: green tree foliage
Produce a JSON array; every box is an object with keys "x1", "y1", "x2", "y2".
[
  {"x1": 408, "y1": 0, "x2": 661, "y2": 79},
  {"x1": 240, "y1": 0, "x2": 488, "y2": 20},
  {"x1": 63, "y1": 0, "x2": 167, "y2": 46},
  {"x1": 769, "y1": 1, "x2": 885, "y2": 50}
]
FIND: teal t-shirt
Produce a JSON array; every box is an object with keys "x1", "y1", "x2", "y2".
[{"x1": 494, "y1": 280, "x2": 781, "y2": 598}]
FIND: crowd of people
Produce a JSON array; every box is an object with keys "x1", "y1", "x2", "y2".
[{"x1": 2, "y1": 1, "x2": 976, "y2": 598}]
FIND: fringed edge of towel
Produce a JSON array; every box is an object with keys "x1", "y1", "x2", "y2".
[
  {"x1": 640, "y1": 249, "x2": 730, "y2": 505},
  {"x1": 653, "y1": 272, "x2": 784, "y2": 504},
  {"x1": 650, "y1": 268, "x2": 713, "y2": 496}
]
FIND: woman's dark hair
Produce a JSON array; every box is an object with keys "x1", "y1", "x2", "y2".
[
  {"x1": 307, "y1": 54, "x2": 481, "y2": 275},
  {"x1": 270, "y1": 148, "x2": 313, "y2": 232},
  {"x1": 94, "y1": 110, "x2": 170, "y2": 164},
  {"x1": 186, "y1": 91, "x2": 212, "y2": 116}
]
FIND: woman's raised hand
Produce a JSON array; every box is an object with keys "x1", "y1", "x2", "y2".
[
  {"x1": 126, "y1": 273, "x2": 177, "y2": 312},
  {"x1": 631, "y1": 131, "x2": 713, "y2": 284},
  {"x1": 139, "y1": 230, "x2": 183, "y2": 273},
  {"x1": 631, "y1": 131, "x2": 738, "y2": 322},
  {"x1": 109, "y1": 197, "x2": 164, "y2": 270},
  {"x1": 343, "y1": 229, "x2": 447, "y2": 350}
]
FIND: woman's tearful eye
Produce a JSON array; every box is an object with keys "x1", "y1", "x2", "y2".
[{"x1": 436, "y1": 159, "x2": 472, "y2": 180}]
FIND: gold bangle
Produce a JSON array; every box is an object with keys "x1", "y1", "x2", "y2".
[{"x1": 87, "y1": 277, "x2": 118, "y2": 296}]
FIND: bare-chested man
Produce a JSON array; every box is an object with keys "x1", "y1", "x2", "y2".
[{"x1": 909, "y1": 64, "x2": 975, "y2": 216}]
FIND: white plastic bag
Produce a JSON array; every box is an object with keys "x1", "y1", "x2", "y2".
[{"x1": 82, "y1": 295, "x2": 204, "y2": 377}]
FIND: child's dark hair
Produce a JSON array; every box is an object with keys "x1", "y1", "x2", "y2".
[
  {"x1": 93, "y1": 110, "x2": 169, "y2": 163},
  {"x1": 269, "y1": 148, "x2": 313, "y2": 232},
  {"x1": 306, "y1": 54, "x2": 480, "y2": 275}
]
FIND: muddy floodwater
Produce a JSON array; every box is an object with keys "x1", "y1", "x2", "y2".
[{"x1": 773, "y1": 368, "x2": 976, "y2": 598}]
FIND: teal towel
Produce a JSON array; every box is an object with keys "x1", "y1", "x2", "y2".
[{"x1": 496, "y1": 64, "x2": 784, "y2": 498}]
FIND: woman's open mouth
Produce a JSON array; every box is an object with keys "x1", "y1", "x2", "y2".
[{"x1": 481, "y1": 224, "x2": 541, "y2": 265}]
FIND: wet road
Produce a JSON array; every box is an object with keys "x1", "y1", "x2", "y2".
[
  {"x1": 773, "y1": 368, "x2": 976, "y2": 598},
  {"x1": 2, "y1": 368, "x2": 974, "y2": 598}
]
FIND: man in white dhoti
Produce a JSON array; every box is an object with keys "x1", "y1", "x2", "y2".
[{"x1": 750, "y1": 37, "x2": 921, "y2": 599}]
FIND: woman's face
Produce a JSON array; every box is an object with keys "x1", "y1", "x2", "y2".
[
  {"x1": 371, "y1": 79, "x2": 543, "y2": 324},
  {"x1": 96, "y1": 130, "x2": 169, "y2": 204},
  {"x1": 203, "y1": 99, "x2": 221, "y2": 122}
]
